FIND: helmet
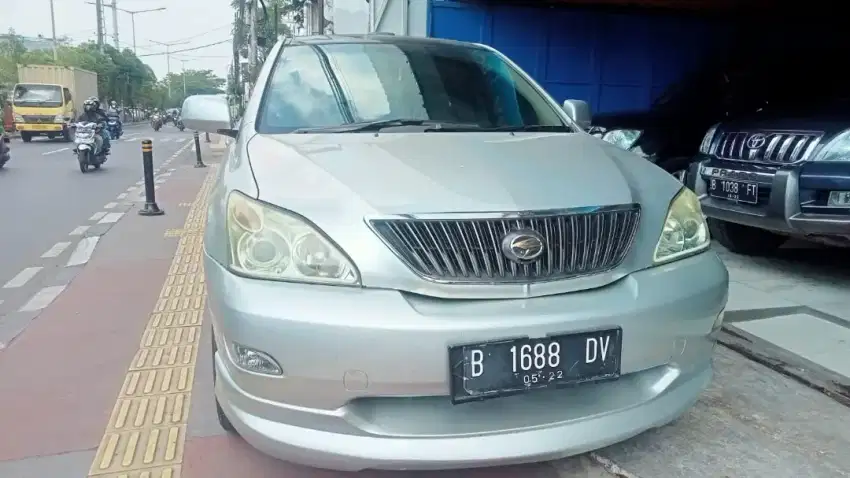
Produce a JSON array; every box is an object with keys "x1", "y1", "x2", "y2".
[
  {"x1": 87, "y1": 96, "x2": 100, "y2": 109},
  {"x1": 83, "y1": 99, "x2": 95, "y2": 111},
  {"x1": 110, "y1": 100, "x2": 117, "y2": 107}
]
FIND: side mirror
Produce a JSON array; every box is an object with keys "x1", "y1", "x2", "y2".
[
  {"x1": 181, "y1": 94, "x2": 235, "y2": 137},
  {"x1": 562, "y1": 99, "x2": 592, "y2": 130}
]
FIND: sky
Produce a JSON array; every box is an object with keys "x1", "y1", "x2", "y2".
[{"x1": 2, "y1": 0, "x2": 235, "y2": 81}]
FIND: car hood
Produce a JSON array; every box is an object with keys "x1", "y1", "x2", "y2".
[
  {"x1": 247, "y1": 132, "x2": 665, "y2": 215},
  {"x1": 243, "y1": 131, "x2": 677, "y2": 297}
]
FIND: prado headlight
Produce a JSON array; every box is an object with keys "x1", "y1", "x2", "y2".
[
  {"x1": 226, "y1": 191, "x2": 360, "y2": 285},
  {"x1": 653, "y1": 188, "x2": 710, "y2": 264},
  {"x1": 812, "y1": 130, "x2": 850, "y2": 161},
  {"x1": 699, "y1": 123, "x2": 720, "y2": 154},
  {"x1": 602, "y1": 129, "x2": 642, "y2": 150}
]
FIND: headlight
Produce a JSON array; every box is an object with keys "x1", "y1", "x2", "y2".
[
  {"x1": 601, "y1": 129, "x2": 642, "y2": 150},
  {"x1": 812, "y1": 130, "x2": 850, "y2": 161},
  {"x1": 699, "y1": 123, "x2": 720, "y2": 154},
  {"x1": 226, "y1": 191, "x2": 360, "y2": 285},
  {"x1": 13, "y1": 114, "x2": 24, "y2": 123},
  {"x1": 653, "y1": 188, "x2": 710, "y2": 264},
  {"x1": 54, "y1": 114, "x2": 65, "y2": 123}
]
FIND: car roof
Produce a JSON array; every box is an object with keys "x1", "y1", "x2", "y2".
[{"x1": 285, "y1": 34, "x2": 486, "y2": 50}]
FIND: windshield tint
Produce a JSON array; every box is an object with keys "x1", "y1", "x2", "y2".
[
  {"x1": 257, "y1": 42, "x2": 568, "y2": 133},
  {"x1": 13, "y1": 84, "x2": 63, "y2": 107}
]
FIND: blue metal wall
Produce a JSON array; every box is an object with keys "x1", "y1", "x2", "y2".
[{"x1": 428, "y1": 0, "x2": 725, "y2": 113}]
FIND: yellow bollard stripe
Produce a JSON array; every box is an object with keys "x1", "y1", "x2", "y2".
[{"x1": 87, "y1": 166, "x2": 218, "y2": 477}]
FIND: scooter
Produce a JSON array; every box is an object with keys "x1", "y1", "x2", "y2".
[
  {"x1": 151, "y1": 114, "x2": 162, "y2": 132},
  {"x1": 72, "y1": 122, "x2": 107, "y2": 173},
  {"x1": 107, "y1": 117, "x2": 123, "y2": 139},
  {"x1": 0, "y1": 133, "x2": 10, "y2": 169},
  {"x1": 177, "y1": 118, "x2": 185, "y2": 131}
]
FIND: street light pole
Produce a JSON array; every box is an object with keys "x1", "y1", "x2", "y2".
[
  {"x1": 180, "y1": 60, "x2": 188, "y2": 97},
  {"x1": 111, "y1": 0, "x2": 119, "y2": 49},
  {"x1": 87, "y1": 3, "x2": 166, "y2": 54},
  {"x1": 150, "y1": 39, "x2": 189, "y2": 99},
  {"x1": 49, "y1": 0, "x2": 58, "y2": 61}
]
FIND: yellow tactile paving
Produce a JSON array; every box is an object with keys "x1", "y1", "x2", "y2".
[{"x1": 89, "y1": 166, "x2": 218, "y2": 478}]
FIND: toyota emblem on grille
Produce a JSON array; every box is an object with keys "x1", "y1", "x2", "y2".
[
  {"x1": 746, "y1": 133, "x2": 766, "y2": 149},
  {"x1": 501, "y1": 230, "x2": 545, "y2": 263}
]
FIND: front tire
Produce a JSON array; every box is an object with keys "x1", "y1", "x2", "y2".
[
  {"x1": 63, "y1": 127, "x2": 74, "y2": 142},
  {"x1": 78, "y1": 150, "x2": 89, "y2": 173},
  {"x1": 21, "y1": 132, "x2": 32, "y2": 143},
  {"x1": 708, "y1": 218, "x2": 786, "y2": 256},
  {"x1": 211, "y1": 332, "x2": 238, "y2": 434}
]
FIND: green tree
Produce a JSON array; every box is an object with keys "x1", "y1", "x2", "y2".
[{"x1": 160, "y1": 69, "x2": 226, "y2": 109}]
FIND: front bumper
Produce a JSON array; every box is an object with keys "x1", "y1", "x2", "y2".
[
  {"x1": 207, "y1": 251, "x2": 728, "y2": 471},
  {"x1": 688, "y1": 158, "x2": 850, "y2": 236},
  {"x1": 15, "y1": 123, "x2": 63, "y2": 133}
]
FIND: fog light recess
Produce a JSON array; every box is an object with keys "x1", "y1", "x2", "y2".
[{"x1": 231, "y1": 343, "x2": 283, "y2": 375}]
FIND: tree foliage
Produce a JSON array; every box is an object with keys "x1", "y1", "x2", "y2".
[
  {"x1": 161, "y1": 69, "x2": 227, "y2": 109},
  {"x1": 0, "y1": 29, "x2": 225, "y2": 110}
]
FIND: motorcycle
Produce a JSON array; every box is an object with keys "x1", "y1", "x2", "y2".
[
  {"x1": 151, "y1": 114, "x2": 162, "y2": 132},
  {"x1": 177, "y1": 118, "x2": 185, "y2": 131},
  {"x1": 72, "y1": 122, "x2": 107, "y2": 173},
  {"x1": 0, "y1": 133, "x2": 10, "y2": 169},
  {"x1": 107, "y1": 116, "x2": 123, "y2": 139}
]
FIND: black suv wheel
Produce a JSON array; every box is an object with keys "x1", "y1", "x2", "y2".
[{"x1": 708, "y1": 218, "x2": 786, "y2": 256}]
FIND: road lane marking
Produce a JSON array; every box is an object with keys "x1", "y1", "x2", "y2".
[
  {"x1": 90, "y1": 211, "x2": 108, "y2": 221},
  {"x1": 66, "y1": 236, "x2": 100, "y2": 267},
  {"x1": 41, "y1": 241, "x2": 72, "y2": 258},
  {"x1": 19, "y1": 286, "x2": 66, "y2": 312},
  {"x1": 3, "y1": 267, "x2": 42, "y2": 288},
  {"x1": 117, "y1": 193, "x2": 128, "y2": 200},
  {"x1": 69, "y1": 225, "x2": 90, "y2": 236},
  {"x1": 98, "y1": 212, "x2": 125, "y2": 224},
  {"x1": 43, "y1": 148, "x2": 69, "y2": 155},
  {"x1": 88, "y1": 166, "x2": 217, "y2": 477},
  {"x1": 104, "y1": 202, "x2": 118, "y2": 209}
]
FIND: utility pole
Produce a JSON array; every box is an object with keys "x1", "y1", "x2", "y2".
[
  {"x1": 248, "y1": 0, "x2": 258, "y2": 82},
  {"x1": 180, "y1": 60, "x2": 188, "y2": 97},
  {"x1": 111, "y1": 0, "x2": 119, "y2": 49},
  {"x1": 150, "y1": 39, "x2": 189, "y2": 99},
  {"x1": 49, "y1": 0, "x2": 58, "y2": 61},
  {"x1": 95, "y1": 0, "x2": 104, "y2": 51},
  {"x1": 87, "y1": 3, "x2": 166, "y2": 54}
]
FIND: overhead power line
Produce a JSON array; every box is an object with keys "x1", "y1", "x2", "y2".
[{"x1": 137, "y1": 39, "x2": 231, "y2": 57}]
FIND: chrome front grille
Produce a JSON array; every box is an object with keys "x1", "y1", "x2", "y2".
[
  {"x1": 711, "y1": 130, "x2": 822, "y2": 164},
  {"x1": 370, "y1": 206, "x2": 641, "y2": 283}
]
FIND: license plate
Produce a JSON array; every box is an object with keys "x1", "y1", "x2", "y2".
[
  {"x1": 708, "y1": 178, "x2": 758, "y2": 204},
  {"x1": 448, "y1": 328, "x2": 622, "y2": 404},
  {"x1": 828, "y1": 191, "x2": 850, "y2": 206}
]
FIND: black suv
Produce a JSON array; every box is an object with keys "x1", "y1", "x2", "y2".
[{"x1": 686, "y1": 64, "x2": 850, "y2": 254}]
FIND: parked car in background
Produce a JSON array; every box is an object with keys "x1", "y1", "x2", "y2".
[
  {"x1": 686, "y1": 58, "x2": 850, "y2": 254},
  {"x1": 182, "y1": 34, "x2": 728, "y2": 471}
]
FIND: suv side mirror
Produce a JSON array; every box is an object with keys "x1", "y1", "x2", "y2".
[
  {"x1": 562, "y1": 99, "x2": 591, "y2": 130},
  {"x1": 181, "y1": 94, "x2": 236, "y2": 137}
]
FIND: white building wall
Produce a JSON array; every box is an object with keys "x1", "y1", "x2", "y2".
[{"x1": 370, "y1": 0, "x2": 428, "y2": 37}]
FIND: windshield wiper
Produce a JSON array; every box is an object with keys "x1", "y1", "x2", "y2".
[{"x1": 293, "y1": 119, "x2": 444, "y2": 133}]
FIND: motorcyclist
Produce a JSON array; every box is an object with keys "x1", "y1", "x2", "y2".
[
  {"x1": 75, "y1": 97, "x2": 110, "y2": 154},
  {"x1": 106, "y1": 100, "x2": 123, "y2": 136}
]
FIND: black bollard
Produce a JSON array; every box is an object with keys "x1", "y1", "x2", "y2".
[
  {"x1": 193, "y1": 131, "x2": 207, "y2": 168},
  {"x1": 205, "y1": 131, "x2": 211, "y2": 143},
  {"x1": 138, "y1": 139, "x2": 165, "y2": 216}
]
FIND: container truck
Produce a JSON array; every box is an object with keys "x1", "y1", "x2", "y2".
[{"x1": 12, "y1": 65, "x2": 98, "y2": 142}]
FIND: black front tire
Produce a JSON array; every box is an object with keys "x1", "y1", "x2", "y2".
[
  {"x1": 78, "y1": 150, "x2": 89, "y2": 173},
  {"x1": 708, "y1": 218, "x2": 786, "y2": 256},
  {"x1": 211, "y1": 332, "x2": 238, "y2": 433},
  {"x1": 21, "y1": 132, "x2": 32, "y2": 143},
  {"x1": 63, "y1": 127, "x2": 74, "y2": 142}
]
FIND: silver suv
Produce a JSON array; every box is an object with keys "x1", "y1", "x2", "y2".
[{"x1": 182, "y1": 34, "x2": 728, "y2": 472}]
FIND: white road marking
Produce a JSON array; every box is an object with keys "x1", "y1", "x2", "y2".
[
  {"x1": 43, "y1": 148, "x2": 69, "y2": 156},
  {"x1": 125, "y1": 186, "x2": 135, "y2": 193},
  {"x1": 89, "y1": 211, "x2": 107, "y2": 221},
  {"x1": 69, "y1": 225, "x2": 90, "y2": 236},
  {"x1": 66, "y1": 236, "x2": 100, "y2": 267},
  {"x1": 124, "y1": 137, "x2": 139, "y2": 142},
  {"x1": 136, "y1": 180, "x2": 144, "y2": 186},
  {"x1": 161, "y1": 138, "x2": 171, "y2": 142},
  {"x1": 19, "y1": 286, "x2": 67, "y2": 312},
  {"x1": 117, "y1": 193, "x2": 127, "y2": 200},
  {"x1": 41, "y1": 241, "x2": 72, "y2": 258},
  {"x1": 175, "y1": 138, "x2": 186, "y2": 143},
  {"x1": 159, "y1": 172, "x2": 172, "y2": 177},
  {"x1": 98, "y1": 212, "x2": 124, "y2": 224},
  {"x1": 104, "y1": 202, "x2": 118, "y2": 209},
  {"x1": 3, "y1": 267, "x2": 42, "y2": 289}
]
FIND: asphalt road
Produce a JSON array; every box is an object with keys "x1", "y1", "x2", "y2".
[{"x1": 0, "y1": 122, "x2": 196, "y2": 319}]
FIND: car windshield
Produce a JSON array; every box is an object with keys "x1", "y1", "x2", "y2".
[
  {"x1": 13, "y1": 84, "x2": 63, "y2": 107},
  {"x1": 257, "y1": 41, "x2": 571, "y2": 133}
]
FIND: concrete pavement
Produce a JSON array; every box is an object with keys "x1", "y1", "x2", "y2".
[{"x1": 0, "y1": 137, "x2": 849, "y2": 477}]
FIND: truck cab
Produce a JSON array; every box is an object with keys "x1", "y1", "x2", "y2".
[{"x1": 12, "y1": 82, "x2": 75, "y2": 142}]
